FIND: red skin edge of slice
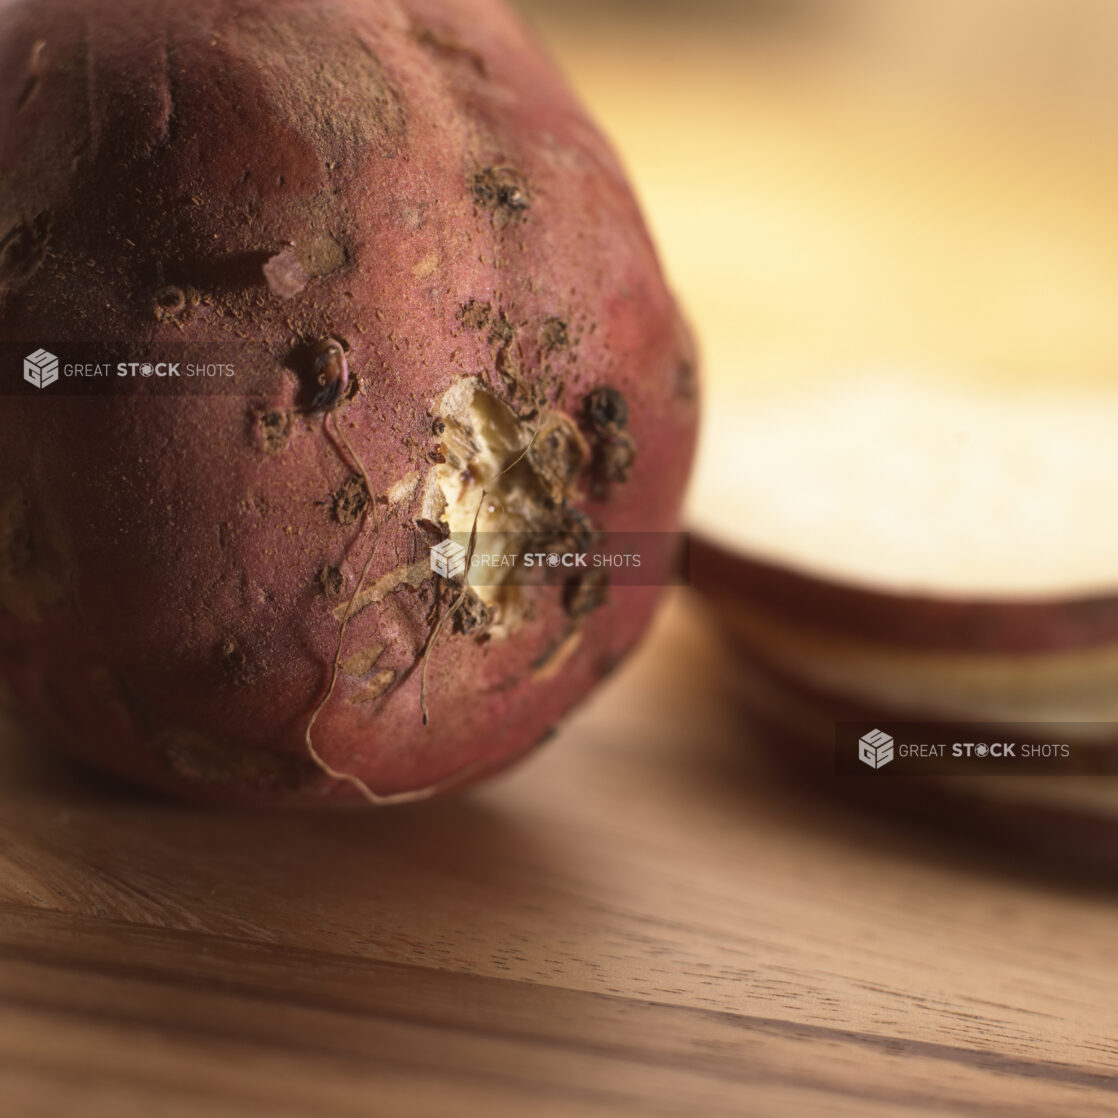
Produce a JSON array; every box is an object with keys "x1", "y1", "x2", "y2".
[
  {"x1": 689, "y1": 535, "x2": 1118, "y2": 654},
  {"x1": 719, "y1": 648, "x2": 1118, "y2": 874}
]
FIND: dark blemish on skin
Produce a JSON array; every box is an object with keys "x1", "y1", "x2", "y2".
[
  {"x1": 540, "y1": 317, "x2": 569, "y2": 353},
  {"x1": 538, "y1": 503, "x2": 594, "y2": 559},
  {"x1": 589, "y1": 433, "x2": 637, "y2": 497},
  {"x1": 217, "y1": 638, "x2": 253, "y2": 685},
  {"x1": 453, "y1": 591, "x2": 492, "y2": 636},
  {"x1": 485, "y1": 313, "x2": 539, "y2": 410},
  {"x1": 581, "y1": 388, "x2": 636, "y2": 498},
  {"x1": 319, "y1": 564, "x2": 344, "y2": 598},
  {"x1": 487, "y1": 312, "x2": 515, "y2": 349},
  {"x1": 252, "y1": 407, "x2": 292, "y2": 455},
  {"x1": 457, "y1": 299, "x2": 492, "y2": 331},
  {"x1": 472, "y1": 167, "x2": 529, "y2": 230},
  {"x1": 583, "y1": 386, "x2": 628, "y2": 432},
  {"x1": 299, "y1": 336, "x2": 350, "y2": 412},
  {"x1": 332, "y1": 474, "x2": 369, "y2": 525},
  {"x1": 153, "y1": 284, "x2": 186, "y2": 320},
  {"x1": 525, "y1": 418, "x2": 590, "y2": 506},
  {"x1": 341, "y1": 371, "x2": 361, "y2": 405}
]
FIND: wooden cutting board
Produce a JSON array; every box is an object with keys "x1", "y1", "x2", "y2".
[
  {"x1": 6, "y1": 8, "x2": 1118, "y2": 1113},
  {"x1": 2, "y1": 592, "x2": 1117, "y2": 1116}
]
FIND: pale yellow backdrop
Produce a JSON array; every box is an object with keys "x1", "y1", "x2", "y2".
[{"x1": 517, "y1": 0, "x2": 1118, "y2": 407}]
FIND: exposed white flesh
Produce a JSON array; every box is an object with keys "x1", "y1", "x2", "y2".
[{"x1": 690, "y1": 374, "x2": 1118, "y2": 597}]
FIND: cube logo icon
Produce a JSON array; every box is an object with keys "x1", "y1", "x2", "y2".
[
  {"x1": 24, "y1": 349, "x2": 59, "y2": 389},
  {"x1": 858, "y1": 728, "x2": 894, "y2": 769},
  {"x1": 430, "y1": 538, "x2": 466, "y2": 579}
]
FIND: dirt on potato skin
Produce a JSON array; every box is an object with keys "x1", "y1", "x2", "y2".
[{"x1": 0, "y1": 0, "x2": 699, "y2": 804}]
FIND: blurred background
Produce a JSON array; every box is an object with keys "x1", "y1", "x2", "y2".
[{"x1": 515, "y1": 0, "x2": 1118, "y2": 405}]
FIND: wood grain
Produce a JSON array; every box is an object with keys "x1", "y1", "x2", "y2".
[
  {"x1": 2, "y1": 593, "x2": 1118, "y2": 1116},
  {"x1": 7, "y1": 5, "x2": 1118, "y2": 1114}
]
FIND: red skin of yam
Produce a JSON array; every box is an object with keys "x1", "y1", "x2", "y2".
[{"x1": 0, "y1": 0, "x2": 698, "y2": 803}]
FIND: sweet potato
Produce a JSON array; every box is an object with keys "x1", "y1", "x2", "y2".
[{"x1": 0, "y1": 0, "x2": 698, "y2": 803}]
